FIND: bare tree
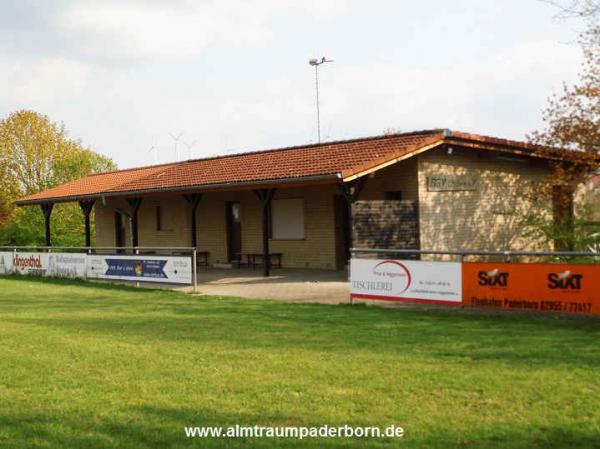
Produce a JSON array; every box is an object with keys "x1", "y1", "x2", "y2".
[{"x1": 543, "y1": 0, "x2": 600, "y2": 19}]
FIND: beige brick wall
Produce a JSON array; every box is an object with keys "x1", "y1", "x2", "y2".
[
  {"x1": 95, "y1": 197, "x2": 129, "y2": 248},
  {"x1": 359, "y1": 157, "x2": 418, "y2": 200},
  {"x1": 95, "y1": 195, "x2": 190, "y2": 251},
  {"x1": 417, "y1": 147, "x2": 553, "y2": 253},
  {"x1": 95, "y1": 185, "x2": 339, "y2": 269}
]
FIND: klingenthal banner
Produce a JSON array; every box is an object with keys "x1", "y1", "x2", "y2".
[{"x1": 0, "y1": 252, "x2": 87, "y2": 278}]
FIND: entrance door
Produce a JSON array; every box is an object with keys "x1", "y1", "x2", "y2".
[
  {"x1": 334, "y1": 195, "x2": 350, "y2": 270},
  {"x1": 114, "y1": 212, "x2": 125, "y2": 253},
  {"x1": 226, "y1": 202, "x2": 242, "y2": 263}
]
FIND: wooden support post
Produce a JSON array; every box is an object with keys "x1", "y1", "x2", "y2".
[
  {"x1": 183, "y1": 193, "x2": 203, "y2": 248},
  {"x1": 337, "y1": 177, "x2": 367, "y2": 260},
  {"x1": 40, "y1": 203, "x2": 54, "y2": 247},
  {"x1": 253, "y1": 188, "x2": 276, "y2": 277},
  {"x1": 79, "y1": 200, "x2": 96, "y2": 248},
  {"x1": 126, "y1": 198, "x2": 143, "y2": 248}
]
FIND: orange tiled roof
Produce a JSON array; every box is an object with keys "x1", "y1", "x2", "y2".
[{"x1": 14, "y1": 129, "x2": 577, "y2": 204}]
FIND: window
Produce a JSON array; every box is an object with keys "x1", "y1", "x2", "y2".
[
  {"x1": 384, "y1": 191, "x2": 402, "y2": 200},
  {"x1": 271, "y1": 198, "x2": 304, "y2": 240},
  {"x1": 156, "y1": 205, "x2": 174, "y2": 231}
]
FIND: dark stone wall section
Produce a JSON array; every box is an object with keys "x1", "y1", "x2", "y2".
[{"x1": 353, "y1": 200, "x2": 420, "y2": 250}]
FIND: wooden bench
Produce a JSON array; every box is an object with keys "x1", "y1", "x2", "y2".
[
  {"x1": 171, "y1": 251, "x2": 210, "y2": 268},
  {"x1": 244, "y1": 253, "x2": 283, "y2": 269},
  {"x1": 195, "y1": 251, "x2": 210, "y2": 267}
]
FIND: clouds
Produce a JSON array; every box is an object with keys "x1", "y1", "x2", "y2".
[
  {"x1": 0, "y1": 0, "x2": 587, "y2": 168},
  {"x1": 3, "y1": 0, "x2": 348, "y2": 62},
  {"x1": 206, "y1": 38, "x2": 582, "y2": 149},
  {"x1": 59, "y1": 1, "x2": 269, "y2": 60}
]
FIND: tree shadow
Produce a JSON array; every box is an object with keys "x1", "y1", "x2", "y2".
[
  {"x1": 5, "y1": 293, "x2": 599, "y2": 369},
  {"x1": 0, "y1": 405, "x2": 597, "y2": 449}
]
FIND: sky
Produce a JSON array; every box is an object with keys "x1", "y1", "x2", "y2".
[{"x1": 0, "y1": 0, "x2": 588, "y2": 169}]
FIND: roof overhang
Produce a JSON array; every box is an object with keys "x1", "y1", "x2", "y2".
[{"x1": 14, "y1": 173, "x2": 342, "y2": 206}]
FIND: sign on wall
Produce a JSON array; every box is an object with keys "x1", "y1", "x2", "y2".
[
  {"x1": 350, "y1": 259, "x2": 462, "y2": 304},
  {"x1": 86, "y1": 254, "x2": 192, "y2": 285},
  {"x1": 462, "y1": 262, "x2": 600, "y2": 314},
  {"x1": 0, "y1": 252, "x2": 86, "y2": 278},
  {"x1": 426, "y1": 175, "x2": 478, "y2": 192}
]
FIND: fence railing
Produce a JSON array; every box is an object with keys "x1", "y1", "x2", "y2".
[{"x1": 350, "y1": 248, "x2": 600, "y2": 262}]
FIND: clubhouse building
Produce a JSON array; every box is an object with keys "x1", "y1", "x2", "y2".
[{"x1": 15, "y1": 129, "x2": 582, "y2": 273}]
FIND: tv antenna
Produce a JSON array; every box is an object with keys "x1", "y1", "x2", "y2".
[{"x1": 308, "y1": 56, "x2": 333, "y2": 143}]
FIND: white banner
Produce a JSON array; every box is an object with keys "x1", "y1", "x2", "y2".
[
  {"x1": 350, "y1": 258, "x2": 462, "y2": 303},
  {"x1": 86, "y1": 254, "x2": 192, "y2": 285},
  {"x1": 0, "y1": 252, "x2": 14, "y2": 275},
  {"x1": 0, "y1": 252, "x2": 87, "y2": 278}
]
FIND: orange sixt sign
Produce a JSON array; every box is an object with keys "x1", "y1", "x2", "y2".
[{"x1": 462, "y1": 262, "x2": 600, "y2": 315}]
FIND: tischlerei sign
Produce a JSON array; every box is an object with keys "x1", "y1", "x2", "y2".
[{"x1": 350, "y1": 259, "x2": 462, "y2": 304}]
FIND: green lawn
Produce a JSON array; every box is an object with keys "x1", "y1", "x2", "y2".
[{"x1": 0, "y1": 277, "x2": 598, "y2": 449}]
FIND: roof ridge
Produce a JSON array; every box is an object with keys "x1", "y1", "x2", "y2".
[
  {"x1": 177, "y1": 128, "x2": 447, "y2": 165},
  {"x1": 92, "y1": 129, "x2": 447, "y2": 176},
  {"x1": 86, "y1": 161, "x2": 179, "y2": 178}
]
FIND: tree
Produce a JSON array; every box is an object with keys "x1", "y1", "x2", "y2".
[
  {"x1": 544, "y1": 0, "x2": 600, "y2": 19},
  {"x1": 0, "y1": 110, "x2": 116, "y2": 246},
  {"x1": 526, "y1": 25, "x2": 600, "y2": 251}
]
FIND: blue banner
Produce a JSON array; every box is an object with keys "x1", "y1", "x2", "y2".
[{"x1": 105, "y1": 258, "x2": 168, "y2": 279}]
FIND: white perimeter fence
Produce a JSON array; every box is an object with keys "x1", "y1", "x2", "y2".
[{"x1": 0, "y1": 246, "x2": 199, "y2": 291}]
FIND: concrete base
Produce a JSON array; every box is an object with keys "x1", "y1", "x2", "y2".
[{"x1": 186, "y1": 268, "x2": 350, "y2": 304}]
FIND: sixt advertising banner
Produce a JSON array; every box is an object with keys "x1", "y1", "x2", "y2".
[
  {"x1": 462, "y1": 262, "x2": 600, "y2": 315},
  {"x1": 350, "y1": 259, "x2": 462, "y2": 304},
  {"x1": 0, "y1": 251, "x2": 86, "y2": 278},
  {"x1": 86, "y1": 255, "x2": 192, "y2": 285}
]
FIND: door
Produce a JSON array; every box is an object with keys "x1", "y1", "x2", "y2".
[
  {"x1": 114, "y1": 212, "x2": 126, "y2": 253},
  {"x1": 334, "y1": 195, "x2": 350, "y2": 270},
  {"x1": 226, "y1": 201, "x2": 242, "y2": 263}
]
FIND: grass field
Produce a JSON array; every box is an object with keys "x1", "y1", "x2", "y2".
[{"x1": 0, "y1": 276, "x2": 598, "y2": 449}]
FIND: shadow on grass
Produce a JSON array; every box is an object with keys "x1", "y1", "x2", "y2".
[
  {"x1": 3, "y1": 305, "x2": 599, "y2": 370},
  {"x1": 0, "y1": 274, "x2": 174, "y2": 294},
  {"x1": 2, "y1": 276, "x2": 599, "y2": 370},
  {"x1": 0, "y1": 405, "x2": 597, "y2": 449}
]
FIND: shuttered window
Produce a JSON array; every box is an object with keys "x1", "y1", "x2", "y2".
[{"x1": 271, "y1": 198, "x2": 304, "y2": 240}]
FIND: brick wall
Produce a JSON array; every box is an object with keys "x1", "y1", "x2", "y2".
[
  {"x1": 95, "y1": 185, "x2": 339, "y2": 269},
  {"x1": 417, "y1": 146, "x2": 553, "y2": 254},
  {"x1": 359, "y1": 157, "x2": 419, "y2": 200}
]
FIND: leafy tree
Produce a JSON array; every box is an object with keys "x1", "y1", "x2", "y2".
[
  {"x1": 0, "y1": 110, "x2": 116, "y2": 246},
  {"x1": 526, "y1": 25, "x2": 600, "y2": 251}
]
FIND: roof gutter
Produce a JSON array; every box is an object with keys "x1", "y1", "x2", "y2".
[{"x1": 15, "y1": 173, "x2": 343, "y2": 206}]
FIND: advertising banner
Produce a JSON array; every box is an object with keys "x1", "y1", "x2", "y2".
[
  {"x1": 350, "y1": 258, "x2": 462, "y2": 304},
  {"x1": 47, "y1": 253, "x2": 87, "y2": 278},
  {"x1": 86, "y1": 254, "x2": 192, "y2": 285},
  {"x1": 463, "y1": 262, "x2": 600, "y2": 315},
  {"x1": 0, "y1": 252, "x2": 87, "y2": 278},
  {"x1": 0, "y1": 252, "x2": 14, "y2": 274}
]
